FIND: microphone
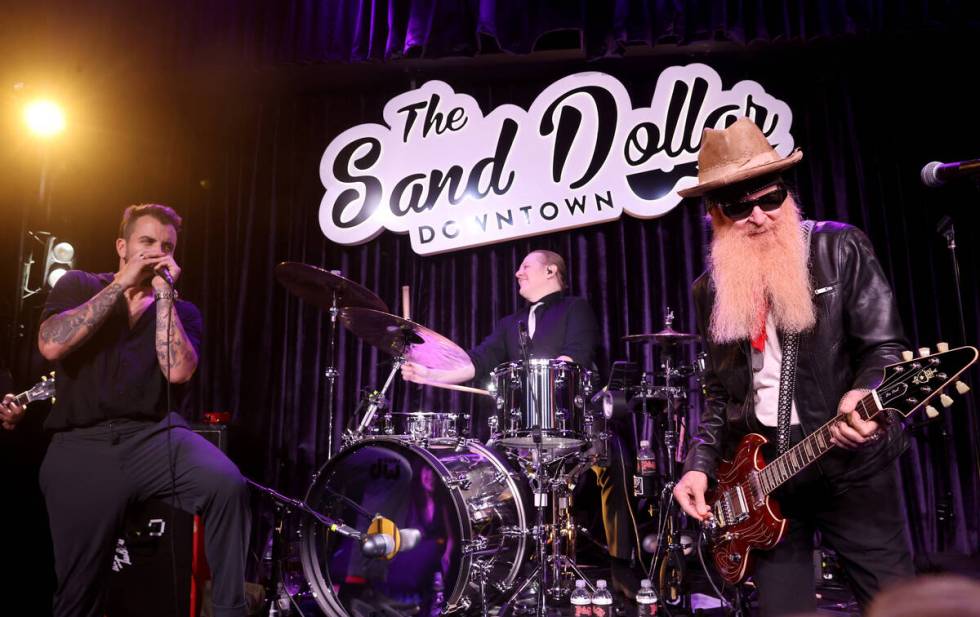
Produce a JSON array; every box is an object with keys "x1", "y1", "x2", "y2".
[
  {"x1": 920, "y1": 158, "x2": 980, "y2": 187},
  {"x1": 158, "y1": 266, "x2": 175, "y2": 287},
  {"x1": 360, "y1": 528, "x2": 422, "y2": 559},
  {"x1": 518, "y1": 320, "x2": 529, "y2": 347}
]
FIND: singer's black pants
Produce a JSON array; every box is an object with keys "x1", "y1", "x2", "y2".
[
  {"x1": 40, "y1": 413, "x2": 250, "y2": 617},
  {"x1": 751, "y1": 426, "x2": 914, "y2": 617}
]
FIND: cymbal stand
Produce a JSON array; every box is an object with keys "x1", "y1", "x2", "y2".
[
  {"x1": 350, "y1": 354, "x2": 404, "y2": 440},
  {"x1": 647, "y1": 341, "x2": 694, "y2": 611},
  {"x1": 324, "y1": 287, "x2": 340, "y2": 457}
]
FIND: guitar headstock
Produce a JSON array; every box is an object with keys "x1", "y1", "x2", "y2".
[
  {"x1": 25, "y1": 372, "x2": 57, "y2": 404},
  {"x1": 876, "y1": 344, "x2": 977, "y2": 418}
]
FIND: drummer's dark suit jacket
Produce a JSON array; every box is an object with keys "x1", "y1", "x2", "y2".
[{"x1": 466, "y1": 290, "x2": 599, "y2": 382}]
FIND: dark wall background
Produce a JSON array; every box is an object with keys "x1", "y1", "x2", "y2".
[{"x1": 1, "y1": 2, "x2": 979, "y2": 612}]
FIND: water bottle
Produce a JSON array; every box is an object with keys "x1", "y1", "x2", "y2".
[
  {"x1": 633, "y1": 439, "x2": 658, "y2": 497},
  {"x1": 570, "y1": 579, "x2": 592, "y2": 616},
  {"x1": 591, "y1": 579, "x2": 614, "y2": 617},
  {"x1": 636, "y1": 578, "x2": 659, "y2": 616}
]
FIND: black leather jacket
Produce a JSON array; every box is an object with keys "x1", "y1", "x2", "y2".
[{"x1": 684, "y1": 221, "x2": 909, "y2": 492}]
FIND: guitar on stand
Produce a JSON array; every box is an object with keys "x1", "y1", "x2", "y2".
[{"x1": 704, "y1": 344, "x2": 977, "y2": 585}]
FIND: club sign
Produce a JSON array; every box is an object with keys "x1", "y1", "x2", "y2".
[{"x1": 319, "y1": 63, "x2": 795, "y2": 255}]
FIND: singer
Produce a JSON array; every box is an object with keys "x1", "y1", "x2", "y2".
[
  {"x1": 31, "y1": 204, "x2": 250, "y2": 617},
  {"x1": 401, "y1": 250, "x2": 645, "y2": 596}
]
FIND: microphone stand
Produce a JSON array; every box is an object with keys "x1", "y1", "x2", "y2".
[
  {"x1": 936, "y1": 216, "x2": 980, "y2": 548},
  {"x1": 247, "y1": 479, "x2": 363, "y2": 617}
]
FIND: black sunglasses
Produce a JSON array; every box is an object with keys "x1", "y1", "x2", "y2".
[{"x1": 715, "y1": 185, "x2": 788, "y2": 221}]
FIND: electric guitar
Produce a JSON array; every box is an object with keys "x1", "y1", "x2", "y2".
[
  {"x1": 705, "y1": 344, "x2": 978, "y2": 584},
  {"x1": 9, "y1": 372, "x2": 57, "y2": 408}
]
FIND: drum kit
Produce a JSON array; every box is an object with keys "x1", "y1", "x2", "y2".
[{"x1": 257, "y1": 262, "x2": 705, "y2": 617}]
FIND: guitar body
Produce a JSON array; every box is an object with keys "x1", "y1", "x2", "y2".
[{"x1": 707, "y1": 433, "x2": 786, "y2": 584}]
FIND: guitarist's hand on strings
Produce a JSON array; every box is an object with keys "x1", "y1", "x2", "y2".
[
  {"x1": 830, "y1": 388, "x2": 881, "y2": 449},
  {"x1": 1, "y1": 394, "x2": 26, "y2": 431},
  {"x1": 674, "y1": 470, "x2": 712, "y2": 521}
]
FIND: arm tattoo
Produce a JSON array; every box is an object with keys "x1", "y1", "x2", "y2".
[
  {"x1": 155, "y1": 301, "x2": 199, "y2": 381},
  {"x1": 39, "y1": 282, "x2": 124, "y2": 348}
]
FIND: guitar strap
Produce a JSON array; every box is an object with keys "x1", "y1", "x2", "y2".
[{"x1": 776, "y1": 220, "x2": 815, "y2": 455}]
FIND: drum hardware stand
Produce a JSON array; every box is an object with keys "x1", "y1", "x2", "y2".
[
  {"x1": 324, "y1": 283, "x2": 341, "y2": 458},
  {"x1": 501, "y1": 444, "x2": 599, "y2": 617},
  {"x1": 348, "y1": 353, "x2": 406, "y2": 442}
]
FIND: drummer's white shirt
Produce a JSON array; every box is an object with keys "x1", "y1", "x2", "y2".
[{"x1": 752, "y1": 313, "x2": 800, "y2": 427}]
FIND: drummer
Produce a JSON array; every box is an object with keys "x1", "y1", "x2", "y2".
[{"x1": 401, "y1": 249, "x2": 643, "y2": 596}]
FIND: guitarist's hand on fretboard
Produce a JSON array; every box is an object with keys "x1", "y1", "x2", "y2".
[
  {"x1": 1, "y1": 394, "x2": 26, "y2": 431},
  {"x1": 830, "y1": 388, "x2": 882, "y2": 449}
]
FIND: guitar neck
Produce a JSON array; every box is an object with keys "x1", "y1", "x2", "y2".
[
  {"x1": 759, "y1": 392, "x2": 879, "y2": 495},
  {"x1": 13, "y1": 391, "x2": 32, "y2": 407}
]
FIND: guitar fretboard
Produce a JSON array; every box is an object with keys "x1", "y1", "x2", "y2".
[{"x1": 758, "y1": 393, "x2": 879, "y2": 495}]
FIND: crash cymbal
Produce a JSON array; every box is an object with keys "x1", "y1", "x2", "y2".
[
  {"x1": 275, "y1": 262, "x2": 388, "y2": 313},
  {"x1": 338, "y1": 307, "x2": 471, "y2": 371},
  {"x1": 622, "y1": 326, "x2": 700, "y2": 345}
]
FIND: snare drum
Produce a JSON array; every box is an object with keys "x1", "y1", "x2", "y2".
[
  {"x1": 488, "y1": 358, "x2": 590, "y2": 450},
  {"x1": 381, "y1": 412, "x2": 471, "y2": 442}
]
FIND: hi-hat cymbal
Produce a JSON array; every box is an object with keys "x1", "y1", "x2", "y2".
[
  {"x1": 622, "y1": 326, "x2": 700, "y2": 345},
  {"x1": 275, "y1": 262, "x2": 388, "y2": 313},
  {"x1": 338, "y1": 307, "x2": 471, "y2": 371}
]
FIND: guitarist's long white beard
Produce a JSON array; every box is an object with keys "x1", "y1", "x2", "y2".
[{"x1": 708, "y1": 202, "x2": 816, "y2": 344}]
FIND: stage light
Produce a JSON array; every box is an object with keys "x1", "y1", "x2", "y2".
[
  {"x1": 20, "y1": 233, "x2": 76, "y2": 300},
  {"x1": 43, "y1": 239, "x2": 75, "y2": 288},
  {"x1": 24, "y1": 100, "x2": 66, "y2": 138}
]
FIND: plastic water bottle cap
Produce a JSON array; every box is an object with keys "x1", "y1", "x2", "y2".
[
  {"x1": 640, "y1": 579, "x2": 652, "y2": 589},
  {"x1": 575, "y1": 579, "x2": 586, "y2": 588},
  {"x1": 596, "y1": 579, "x2": 607, "y2": 589},
  {"x1": 640, "y1": 440, "x2": 650, "y2": 448}
]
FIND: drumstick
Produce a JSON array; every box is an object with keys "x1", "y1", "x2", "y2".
[
  {"x1": 401, "y1": 285, "x2": 411, "y2": 320},
  {"x1": 415, "y1": 378, "x2": 491, "y2": 397}
]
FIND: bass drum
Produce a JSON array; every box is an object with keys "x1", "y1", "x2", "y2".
[{"x1": 299, "y1": 437, "x2": 530, "y2": 616}]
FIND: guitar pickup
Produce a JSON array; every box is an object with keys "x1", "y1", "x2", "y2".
[{"x1": 748, "y1": 471, "x2": 766, "y2": 506}]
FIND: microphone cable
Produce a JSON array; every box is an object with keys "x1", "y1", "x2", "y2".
[{"x1": 163, "y1": 283, "x2": 180, "y2": 617}]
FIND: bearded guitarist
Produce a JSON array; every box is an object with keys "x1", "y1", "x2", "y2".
[{"x1": 672, "y1": 118, "x2": 914, "y2": 617}]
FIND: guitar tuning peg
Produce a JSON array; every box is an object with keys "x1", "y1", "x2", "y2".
[
  {"x1": 936, "y1": 342, "x2": 950, "y2": 353},
  {"x1": 901, "y1": 351, "x2": 914, "y2": 361},
  {"x1": 939, "y1": 393, "x2": 954, "y2": 408},
  {"x1": 52, "y1": 397, "x2": 56, "y2": 405},
  {"x1": 918, "y1": 347, "x2": 931, "y2": 358},
  {"x1": 956, "y1": 381, "x2": 971, "y2": 395},
  {"x1": 41, "y1": 375, "x2": 48, "y2": 382},
  {"x1": 49, "y1": 371, "x2": 56, "y2": 378},
  {"x1": 925, "y1": 405, "x2": 940, "y2": 419}
]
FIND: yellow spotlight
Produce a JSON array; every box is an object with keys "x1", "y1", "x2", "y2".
[{"x1": 24, "y1": 100, "x2": 66, "y2": 138}]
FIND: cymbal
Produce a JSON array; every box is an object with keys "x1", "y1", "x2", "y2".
[
  {"x1": 622, "y1": 326, "x2": 700, "y2": 345},
  {"x1": 275, "y1": 262, "x2": 388, "y2": 313},
  {"x1": 339, "y1": 307, "x2": 471, "y2": 371}
]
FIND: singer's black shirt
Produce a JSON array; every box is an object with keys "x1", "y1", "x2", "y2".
[
  {"x1": 40, "y1": 270, "x2": 203, "y2": 430},
  {"x1": 466, "y1": 291, "x2": 599, "y2": 384}
]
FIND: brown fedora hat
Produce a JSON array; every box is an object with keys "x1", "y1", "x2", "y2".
[{"x1": 677, "y1": 117, "x2": 803, "y2": 198}]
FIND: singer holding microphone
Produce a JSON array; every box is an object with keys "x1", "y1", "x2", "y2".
[{"x1": 34, "y1": 204, "x2": 250, "y2": 617}]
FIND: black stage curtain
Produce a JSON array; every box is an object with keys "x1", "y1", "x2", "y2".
[
  {"x1": 4, "y1": 0, "x2": 980, "y2": 70},
  {"x1": 1, "y1": 11, "x2": 979, "y2": 604}
]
